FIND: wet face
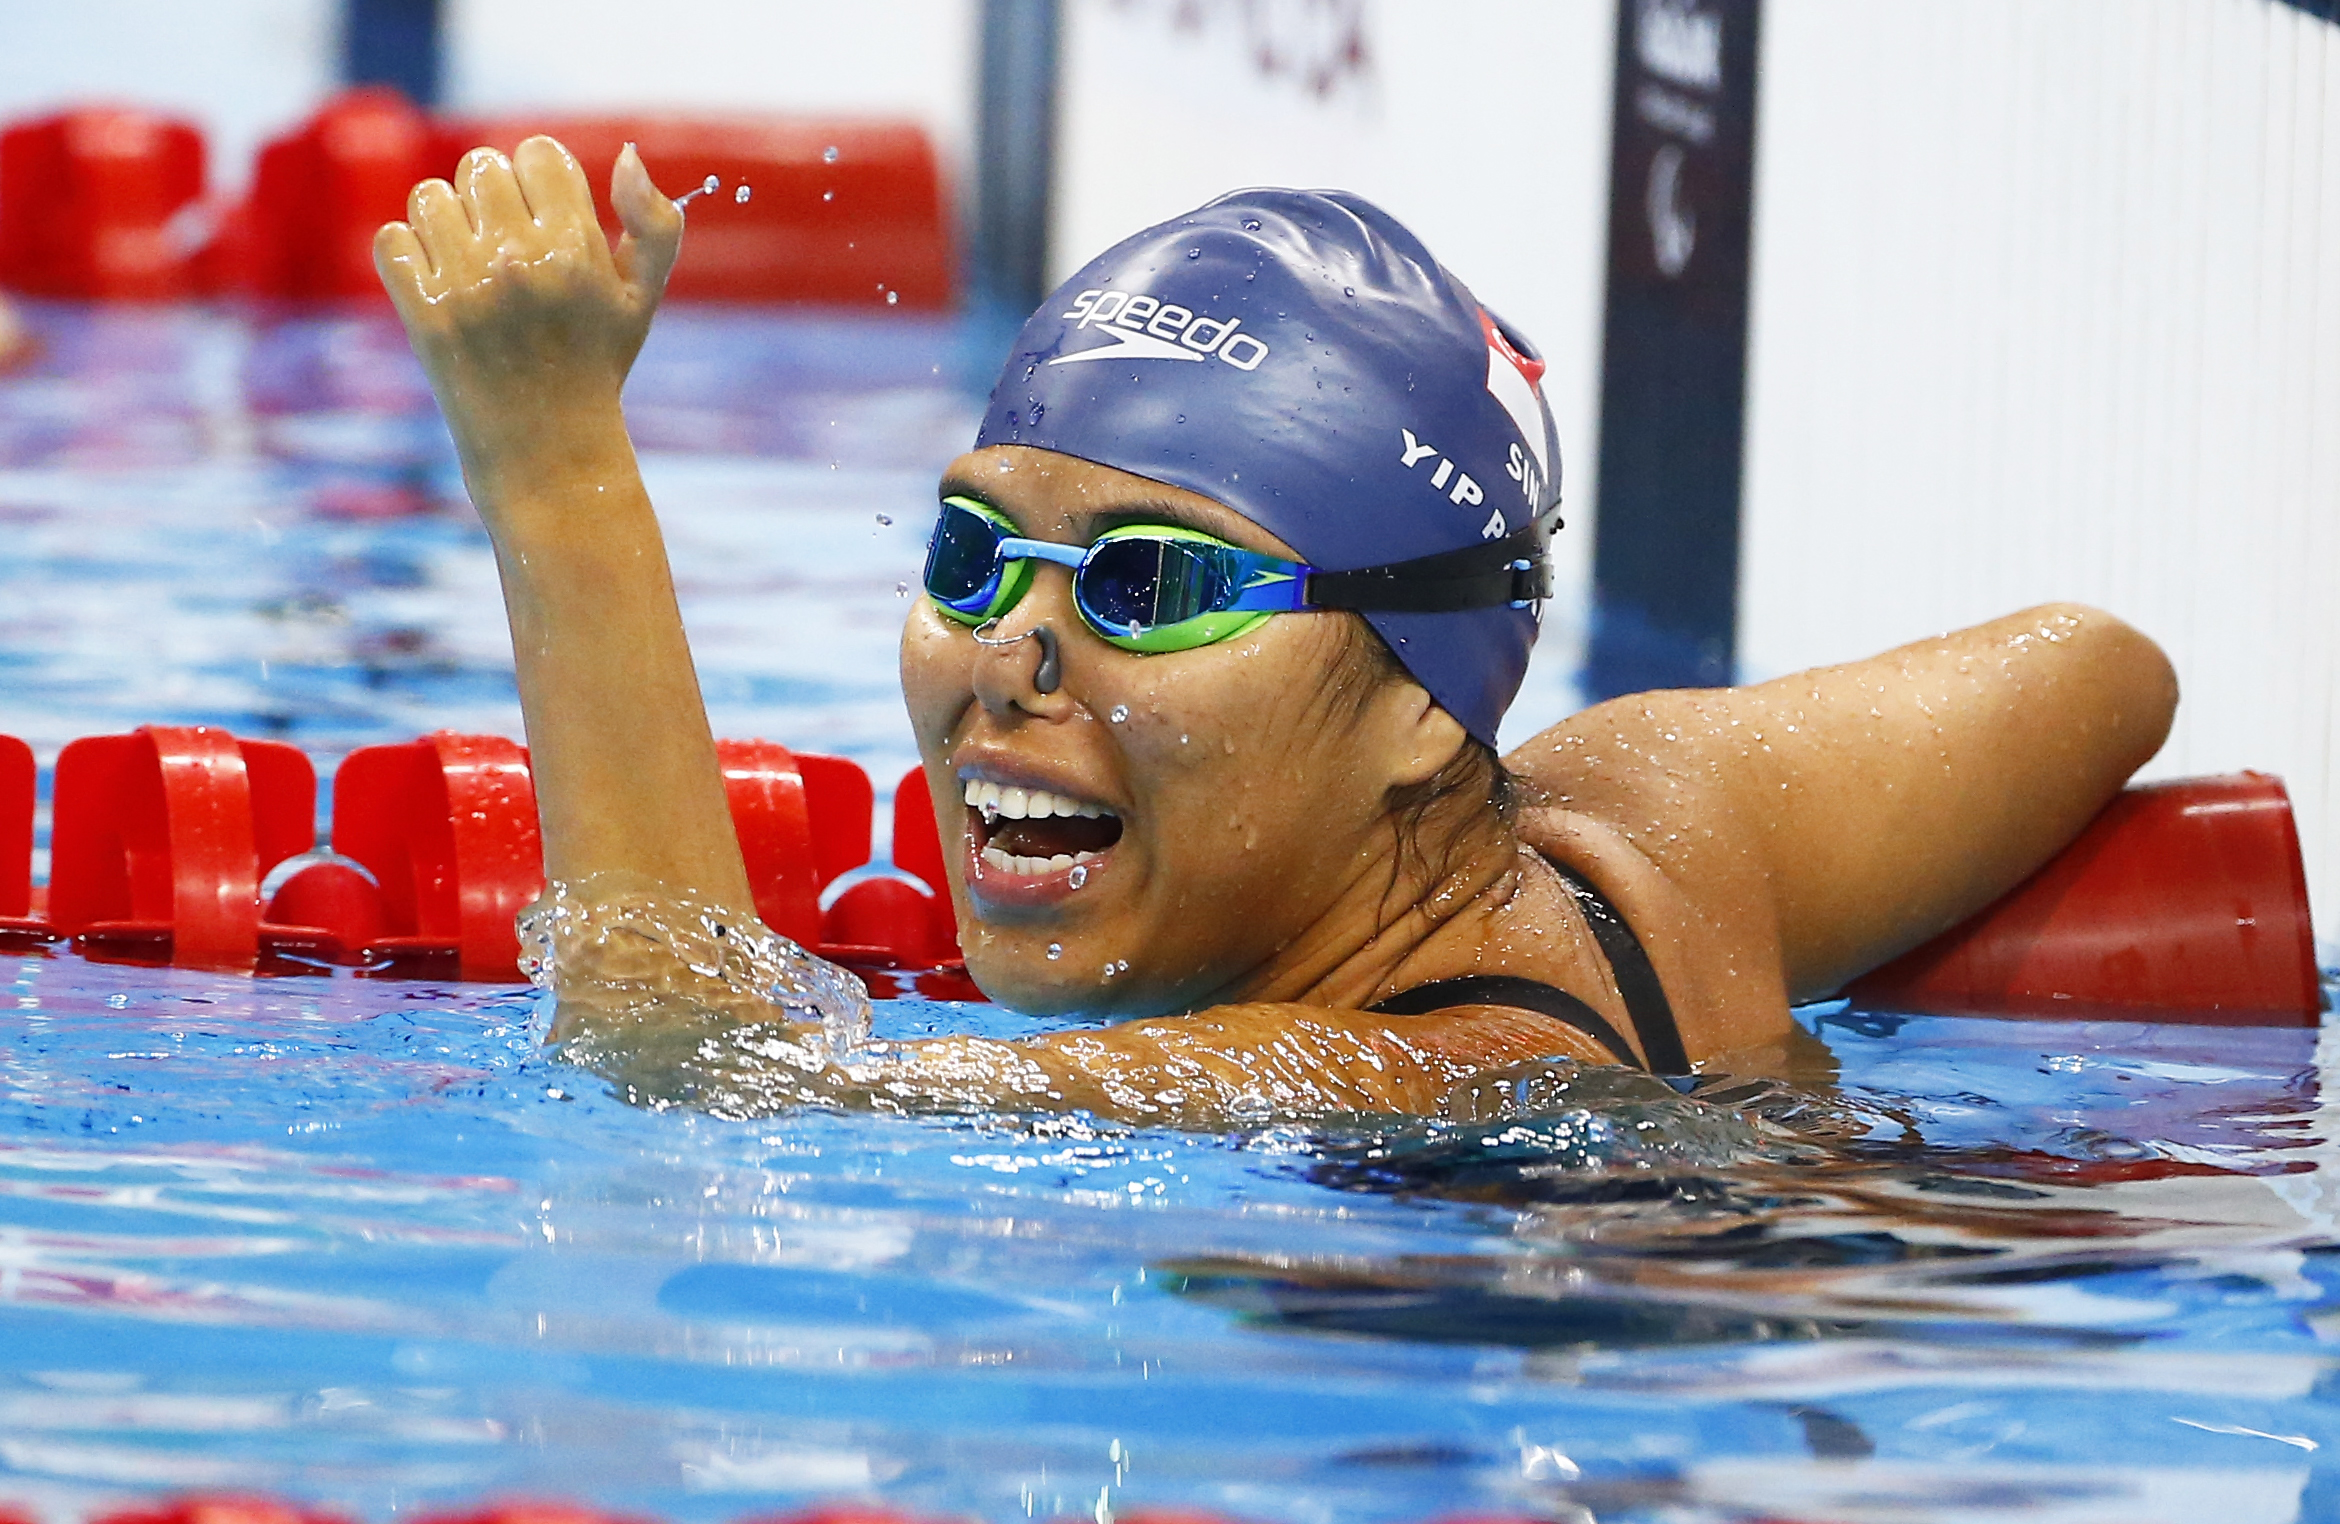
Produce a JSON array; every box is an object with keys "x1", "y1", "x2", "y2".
[{"x1": 900, "y1": 445, "x2": 1466, "y2": 1017}]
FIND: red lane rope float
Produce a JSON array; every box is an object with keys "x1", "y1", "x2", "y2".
[
  {"x1": 136, "y1": 87, "x2": 954, "y2": 309},
  {"x1": 88, "y1": 1497, "x2": 351, "y2": 1524},
  {"x1": 325, "y1": 731, "x2": 545, "y2": 979},
  {"x1": 1846, "y1": 773, "x2": 2321, "y2": 1024},
  {"x1": 823, "y1": 766, "x2": 959, "y2": 967},
  {"x1": 0, "y1": 726, "x2": 958, "y2": 982},
  {"x1": 720, "y1": 737, "x2": 875, "y2": 945},
  {"x1": 47, "y1": 725, "x2": 314, "y2": 971},
  {"x1": 435, "y1": 114, "x2": 955, "y2": 308},
  {"x1": 0, "y1": 734, "x2": 32, "y2": 927},
  {"x1": 237, "y1": 87, "x2": 437, "y2": 302},
  {"x1": 0, "y1": 106, "x2": 209, "y2": 300}
]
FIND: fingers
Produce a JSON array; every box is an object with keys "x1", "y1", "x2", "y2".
[
  {"x1": 404, "y1": 177, "x2": 472, "y2": 281},
  {"x1": 610, "y1": 142, "x2": 684, "y2": 299},
  {"x1": 457, "y1": 147, "x2": 534, "y2": 245},
  {"x1": 512, "y1": 135, "x2": 604, "y2": 244},
  {"x1": 372, "y1": 220, "x2": 437, "y2": 312}
]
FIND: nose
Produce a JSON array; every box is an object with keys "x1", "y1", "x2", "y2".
[{"x1": 969, "y1": 566, "x2": 1078, "y2": 718}]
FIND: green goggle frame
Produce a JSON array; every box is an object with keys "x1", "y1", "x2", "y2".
[{"x1": 921, "y1": 494, "x2": 1561, "y2": 655}]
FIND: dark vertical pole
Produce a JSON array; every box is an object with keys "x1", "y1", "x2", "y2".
[
  {"x1": 1585, "y1": 0, "x2": 1763, "y2": 699},
  {"x1": 972, "y1": 0, "x2": 1062, "y2": 315},
  {"x1": 342, "y1": 0, "x2": 444, "y2": 106}
]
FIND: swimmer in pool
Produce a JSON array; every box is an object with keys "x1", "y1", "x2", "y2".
[{"x1": 374, "y1": 140, "x2": 2178, "y2": 1123}]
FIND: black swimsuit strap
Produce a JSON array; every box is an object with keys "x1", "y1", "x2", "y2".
[
  {"x1": 1553, "y1": 865, "x2": 1691, "y2": 1075},
  {"x1": 1367, "y1": 974, "x2": 1640, "y2": 1069},
  {"x1": 1365, "y1": 868, "x2": 1692, "y2": 1076}
]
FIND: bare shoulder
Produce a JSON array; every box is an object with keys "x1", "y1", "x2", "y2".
[{"x1": 1500, "y1": 603, "x2": 2178, "y2": 1052}]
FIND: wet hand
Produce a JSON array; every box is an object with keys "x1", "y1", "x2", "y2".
[{"x1": 374, "y1": 137, "x2": 682, "y2": 504}]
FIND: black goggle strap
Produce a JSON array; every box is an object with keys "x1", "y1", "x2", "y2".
[{"x1": 1302, "y1": 509, "x2": 1562, "y2": 614}]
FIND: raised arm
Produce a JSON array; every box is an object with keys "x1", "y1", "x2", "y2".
[
  {"x1": 1513, "y1": 604, "x2": 2179, "y2": 1030},
  {"x1": 375, "y1": 138, "x2": 752, "y2": 911}
]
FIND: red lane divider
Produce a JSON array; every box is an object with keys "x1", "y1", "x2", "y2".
[
  {"x1": 437, "y1": 113, "x2": 953, "y2": 308},
  {"x1": 824, "y1": 766, "x2": 958, "y2": 966},
  {"x1": 47, "y1": 726, "x2": 313, "y2": 970},
  {"x1": 92, "y1": 1497, "x2": 351, "y2": 1524},
  {"x1": 0, "y1": 727, "x2": 962, "y2": 983},
  {"x1": 0, "y1": 728, "x2": 2318, "y2": 1022},
  {"x1": 1847, "y1": 772, "x2": 2321, "y2": 1023},
  {"x1": 322, "y1": 731, "x2": 543, "y2": 978},
  {"x1": 0, "y1": 107, "x2": 209, "y2": 299},
  {"x1": 2, "y1": 91, "x2": 957, "y2": 306},
  {"x1": 237, "y1": 87, "x2": 436, "y2": 301},
  {"x1": 0, "y1": 734, "x2": 32, "y2": 927}
]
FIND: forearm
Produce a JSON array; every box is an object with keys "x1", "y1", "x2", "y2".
[
  {"x1": 375, "y1": 138, "x2": 742, "y2": 905},
  {"x1": 480, "y1": 412, "x2": 752, "y2": 907},
  {"x1": 557, "y1": 998, "x2": 1552, "y2": 1126}
]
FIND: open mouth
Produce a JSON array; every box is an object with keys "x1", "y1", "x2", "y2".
[{"x1": 963, "y1": 779, "x2": 1124, "y2": 876}]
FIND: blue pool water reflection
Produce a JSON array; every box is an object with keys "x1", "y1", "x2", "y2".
[{"x1": 0, "y1": 301, "x2": 2335, "y2": 1523}]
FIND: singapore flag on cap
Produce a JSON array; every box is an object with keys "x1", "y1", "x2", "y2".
[{"x1": 1479, "y1": 309, "x2": 1551, "y2": 489}]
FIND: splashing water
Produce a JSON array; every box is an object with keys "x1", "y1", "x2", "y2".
[
  {"x1": 674, "y1": 174, "x2": 722, "y2": 208},
  {"x1": 519, "y1": 874, "x2": 871, "y2": 1068}
]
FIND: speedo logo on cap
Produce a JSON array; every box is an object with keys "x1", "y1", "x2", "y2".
[{"x1": 1051, "y1": 289, "x2": 1271, "y2": 371}]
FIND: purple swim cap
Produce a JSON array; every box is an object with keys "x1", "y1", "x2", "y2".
[{"x1": 974, "y1": 188, "x2": 1562, "y2": 746}]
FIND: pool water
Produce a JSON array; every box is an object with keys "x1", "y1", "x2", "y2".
[{"x1": 1, "y1": 302, "x2": 2337, "y2": 1524}]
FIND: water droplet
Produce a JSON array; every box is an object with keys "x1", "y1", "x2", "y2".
[
  {"x1": 1109, "y1": 705, "x2": 1129, "y2": 723},
  {"x1": 1046, "y1": 943, "x2": 1063, "y2": 961},
  {"x1": 874, "y1": 513, "x2": 893, "y2": 526},
  {"x1": 895, "y1": 581, "x2": 909, "y2": 596},
  {"x1": 823, "y1": 145, "x2": 840, "y2": 163},
  {"x1": 1175, "y1": 414, "x2": 1185, "y2": 424},
  {"x1": 1068, "y1": 864, "x2": 1088, "y2": 889},
  {"x1": 1179, "y1": 733, "x2": 1189, "y2": 744},
  {"x1": 1343, "y1": 286, "x2": 1355, "y2": 297},
  {"x1": 703, "y1": 174, "x2": 719, "y2": 195},
  {"x1": 823, "y1": 189, "x2": 835, "y2": 202},
  {"x1": 886, "y1": 290, "x2": 899, "y2": 305},
  {"x1": 1186, "y1": 247, "x2": 1202, "y2": 259},
  {"x1": 1241, "y1": 218, "x2": 1261, "y2": 231},
  {"x1": 734, "y1": 184, "x2": 752, "y2": 204}
]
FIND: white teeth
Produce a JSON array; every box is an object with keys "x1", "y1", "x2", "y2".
[
  {"x1": 959, "y1": 779, "x2": 1118, "y2": 820},
  {"x1": 979, "y1": 844, "x2": 1107, "y2": 877}
]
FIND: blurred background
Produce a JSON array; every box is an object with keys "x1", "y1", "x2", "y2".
[{"x1": 0, "y1": 0, "x2": 2333, "y2": 937}]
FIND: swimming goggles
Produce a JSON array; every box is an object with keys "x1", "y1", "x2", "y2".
[{"x1": 923, "y1": 495, "x2": 1558, "y2": 654}]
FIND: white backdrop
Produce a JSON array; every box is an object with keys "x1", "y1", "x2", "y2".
[
  {"x1": 1740, "y1": 0, "x2": 2340, "y2": 941},
  {"x1": 0, "y1": 0, "x2": 337, "y2": 191},
  {"x1": 444, "y1": 0, "x2": 977, "y2": 184}
]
